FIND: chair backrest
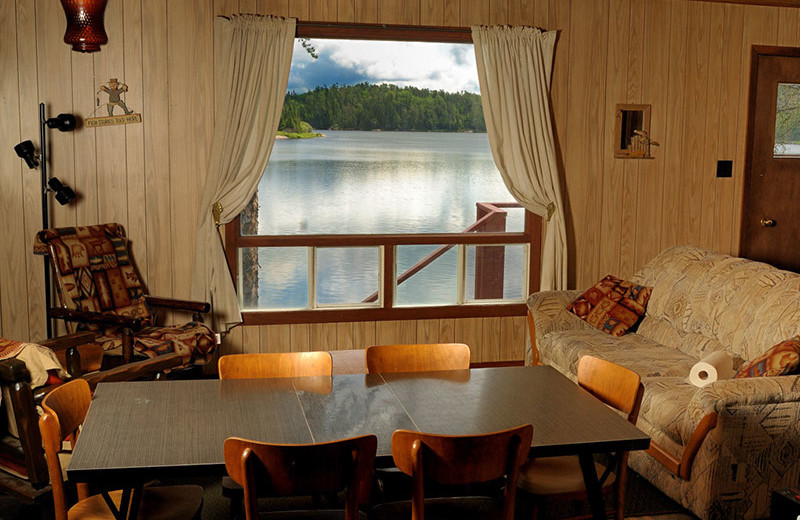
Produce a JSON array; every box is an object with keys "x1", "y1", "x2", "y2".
[
  {"x1": 218, "y1": 352, "x2": 333, "y2": 380},
  {"x1": 38, "y1": 379, "x2": 93, "y2": 520},
  {"x1": 391, "y1": 424, "x2": 533, "y2": 520},
  {"x1": 33, "y1": 224, "x2": 151, "y2": 329},
  {"x1": 224, "y1": 435, "x2": 377, "y2": 520},
  {"x1": 365, "y1": 343, "x2": 470, "y2": 374},
  {"x1": 576, "y1": 355, "x2": 644, "y2": 423}
]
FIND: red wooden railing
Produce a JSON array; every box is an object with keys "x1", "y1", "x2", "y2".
[{"x1": 362, "y1": 202, "x2": 521, "y2": 303}]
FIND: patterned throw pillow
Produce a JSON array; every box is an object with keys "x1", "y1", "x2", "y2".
[
  {"x1": 567, "y1": 275, "x2": 653, "y2": 337},
  {"x1": 735, "y1": 336, "x2": 800, "y2": 378}
]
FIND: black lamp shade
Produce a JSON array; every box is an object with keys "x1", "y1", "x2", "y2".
[
  {"x1": 48, "y1": 178, "x2": 76, "y2": 205},
  {"x1": 60, "y1": 0, "x2": 109, "y2": 53},
  {"x1": 46, "y1": 113, "x2": 77, "y2": 132},
  {"x1": 14, "y1": 140, "x2": 39, "y2": 169}
]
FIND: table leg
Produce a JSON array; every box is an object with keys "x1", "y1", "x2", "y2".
[{"x1": 578, "y1": 453, "x2": 606, "y2": 520}]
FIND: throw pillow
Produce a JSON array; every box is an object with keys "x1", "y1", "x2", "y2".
[
  {"x1": 568, "y1": 275, "x2": 652, "y2": 337},
  {"x1": 735, "y1": 336, "x2": 800, "y2": 378}
]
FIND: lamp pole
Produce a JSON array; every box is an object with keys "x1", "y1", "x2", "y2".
[{"x1": 39, "y1": 102, "x2": 53, "y2": 338}]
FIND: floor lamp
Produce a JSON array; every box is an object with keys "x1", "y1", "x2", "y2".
[{"x1": 13, "y1": 103, "x2": 77, "y2": 338}]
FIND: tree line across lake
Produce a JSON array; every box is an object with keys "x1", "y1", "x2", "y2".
[{"x1": 279, "y1": 83, "x2": 487, "y2": 133}]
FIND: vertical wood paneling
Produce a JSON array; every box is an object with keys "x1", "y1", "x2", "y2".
[
  {"x1": 443, "y1": 0, "x2": 460, "y2": 26},
  {"x1": 142, "y1": 0, "x2": 174, "y2": 298},
  {"x1": 565, "y1": 0, "x2": 608, "y2": 288},
  {"x1": 454, "y1": 317, "x2": 482, "y2": 360},
  {"x1": 460, "y1": 0, "x2": 489, "y2": 26},
  {"x1": 337, "y1": 0, "x2": 356, "y2": 22},
  {"x1": 490, "y1": 0, "x2": 509, "y2": 25},
  {"x1": 699, "y1": 4, "x2": 725, "y2": 249},
  {"x1": 354, "y1": 0, "x2": 377, "y2": 23},
  {"x1": 167, "y1": 0, "x2": 213, "y2": 297},
  {"x1": 1, "y1": 0, "x2": 24, "y2": 339},
  {"x1": 310, "y1": 322, "x2": 338, "y2": 350},
  {"x1": 308, "y1": 0, "x2": 336, "y2": 20},
  {"x1": 598, "y1": 0, "x2": 630, "y2": 278},
  {"x1": 353, "y1": 321, "x2": 376, "y2": 348},
  {"x1": 509, "y1": 0, "x2": 535, "y2": 26},
  {"x1": 416, "y1": 319, "x2": 440, "y2": 343},
  {"x1": 679, "y1": 2, "x2": 711, "y2": 248},
  {"x1": 500, "y1": 316, "x2": 524, "y2": 361},
  {"x1": 290, "y1": 323, "x2": 311, "y2": 351},
  {"x1": 336, "y1": 322, "x2": 354, "y2": 349},
  {"x1": 92, "y1": 0, "x2": 128, "y2": 229},
  {"x1": 714, "y1": 4, "x2": 744, "y2": 254},
  {"x1": 658, "y1": 1, "x2": 689, "y2": 253},
  {"x1": 618, "y1": 0, "x2": 644, "y2": 278},
  {"x1": 481, "y1": 316, "x2": 501, "y2": 362},
  {"x1": 17, "y1": 0, "x2": 45, "y2": 340},
  {"x1": 421, "y1": 0, "x2": 445, "y2": 26},
  {"x1": 71, "y1": 51, "x2": 99, "y2": 226},
  {"x1": 634, "y1": 0, "x2": 670, "y2": 268},
  {"x1": 124, "y1": 0, "x2": 148, "y2": 277},
  {"x1": 266, "y1": 324, "x2": 291, "y2": 352},
  {"x1": 289, "y1": 0, "x2": 310, "y2": 19}
]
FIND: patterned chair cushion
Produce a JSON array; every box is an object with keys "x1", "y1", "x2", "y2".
[
  {"x1": 34, "y1": 224, "x2": 152, "y2": 330},
  {"x1": 97, "y1": 322, "x2": 216, "y2": 363},
  {"x1": 567, "y1": 275, "x2": 652, "y2": 337},
  {"x1": 735, "y1": 336, "x2": 800, "y2": 378}
]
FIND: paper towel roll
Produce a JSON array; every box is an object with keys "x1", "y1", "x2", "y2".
[{"x1": 689, "y1": 351, "x2": 737, "y2": 387}]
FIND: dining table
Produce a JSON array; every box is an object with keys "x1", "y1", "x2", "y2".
[{"x1": 67, "y1": 364, "x2": 650, "y2": 520}]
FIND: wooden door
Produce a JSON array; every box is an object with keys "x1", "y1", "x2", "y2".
[{"x1": 741, "y1": 47, "x2": 800, "y2": 273}]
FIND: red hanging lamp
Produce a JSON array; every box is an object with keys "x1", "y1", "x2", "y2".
[{"x1": 60, "y1": 0, "x2": 109, "y2": 53}]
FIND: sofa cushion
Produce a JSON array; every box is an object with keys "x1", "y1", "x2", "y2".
[
  {"x1": 735, "y1": 336, "x2": 800, "y2": 378},
  {"x1": 538, "y1": 329, "x2": 698, "y2": 380},
  {"x1": 567, "y1": 275, "x2": 652, "y2": 337}
]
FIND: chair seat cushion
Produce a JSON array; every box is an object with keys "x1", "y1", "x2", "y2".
[
  {"x1": 68, "y1": 484, "x2": 203, "y2": 520},
  {"x1": 517, "y1": 456, "x2": 615, "y2": 496},
  {"x1": 97, "y1": 322, "x2": 216, "y2": 363},
  {"x1": 369, "y1": 496, "x2": 503, "y2": 520}
]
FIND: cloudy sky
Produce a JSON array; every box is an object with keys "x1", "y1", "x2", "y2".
[{"x1": 287, "y1": 39, "x2": 480, "y2": 94}]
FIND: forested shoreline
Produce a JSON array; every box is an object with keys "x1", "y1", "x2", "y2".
[{"x1": 279, "y1": 83, "x2": 486, "y2": 133}]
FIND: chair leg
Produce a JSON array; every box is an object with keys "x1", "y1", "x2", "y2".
[{"x1": 122, "y1": 328, "x2": 134, "y2": 364}]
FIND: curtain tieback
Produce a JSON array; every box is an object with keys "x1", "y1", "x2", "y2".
[
  {"x1": 546, "y1": 202, "x2": 556, "y2": 221},
  {"x1": 212, "y1": 201, "x2": 223, "y2": 228}
]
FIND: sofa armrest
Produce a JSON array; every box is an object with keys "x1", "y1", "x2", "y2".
[
  {"x1": 683, "y1": 375, "x2": 800, "y2": 438},
  {"x1": 525, "y1": 290, "x2": 592, "y2": 365}
]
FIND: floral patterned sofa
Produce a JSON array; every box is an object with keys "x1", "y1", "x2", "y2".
[{"x1": 526, "y1": 245, "x2": 800, "y2": 520}]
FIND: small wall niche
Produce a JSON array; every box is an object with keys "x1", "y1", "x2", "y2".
[{"x1": 614, "y1": 104, "x2": 656, "y2": 159}]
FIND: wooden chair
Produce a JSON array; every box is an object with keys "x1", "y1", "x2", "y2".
[
  {"x1": 370, "y1": 425, "x2": 533, "y2": 520},
  {"x1": 218, "y1": 351, "x2": 334, "y2": 516},
  {"x1": 365, "y1": 344, "x2": 470, "y2": 374},
  {"x1": 218, "y1": 352, "x2": 333, "y2": 379},
  {"x1": 38, "y1": 379, "x2": 203, "y2": 520},
  {"x1": 516, "y1": 355, "x2": 644, "y2": 520},
  {"x1": 224, "y1": 434, "x2": 377, "y2": 520}
]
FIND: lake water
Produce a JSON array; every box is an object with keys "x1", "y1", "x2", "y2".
[{"x1": 245, "y1": 130, "x2": 526, "y2": 309}]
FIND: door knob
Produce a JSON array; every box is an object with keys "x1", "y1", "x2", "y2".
[{"x1": 761, "y1": 217, "x2": 777, "y2": 227}]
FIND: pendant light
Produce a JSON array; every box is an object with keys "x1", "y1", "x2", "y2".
[{"x1": 60, "y1": 0, "x2": 109, "y2": 53}]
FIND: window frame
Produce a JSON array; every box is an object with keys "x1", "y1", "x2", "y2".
[{"x1": 224, "y1": 21, "x2": 543, "y2": 326}]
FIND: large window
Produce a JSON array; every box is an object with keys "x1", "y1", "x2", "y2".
[{"x1": 227, "y1": 25, "x2": 541, "y2": 324}]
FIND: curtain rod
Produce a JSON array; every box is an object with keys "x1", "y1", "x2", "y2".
[{"x1": 295, "y1": 21, "x2": 474, "y2": 43}]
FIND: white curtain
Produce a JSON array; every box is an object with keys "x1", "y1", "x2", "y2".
[
  {"x1": 472, "y1": 25, "x2": 567, "y2": 291},
  {"x1": 191, "y1": 15, "x2": 295, "y2": 332}
]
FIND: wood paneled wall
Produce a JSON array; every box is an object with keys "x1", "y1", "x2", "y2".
[{"x1": 2, "y1": 0, "x2": 799, "y2": 360}]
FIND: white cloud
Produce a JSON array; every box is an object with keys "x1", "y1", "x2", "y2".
[{"x1": 295, "y1": 39, "x2": 480, "y2": 93}]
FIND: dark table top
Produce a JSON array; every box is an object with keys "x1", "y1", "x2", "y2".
[{"x1": 68, "y1": 365, "x2": 650, "y2": 483}]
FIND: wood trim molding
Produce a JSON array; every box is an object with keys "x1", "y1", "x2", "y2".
[
  {"x1": 690, "y1": 0, "x2": 800, "y2": 7},
  {"x1": 242, "y1": 303, "x2": 527, "y2": 325},
  {"x1": 296, "y1": 21, "x2": 473, "y2": 43}
]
